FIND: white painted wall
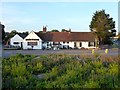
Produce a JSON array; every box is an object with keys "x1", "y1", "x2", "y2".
[
  {"x1": 23, "y1": 41, "x2": 42, "y2": 49},
  {"x1": 10, "y1": 34, "x2": 23, "y2": 47},
  {"x1": 23, "y1": 31, "x2": 42, "y2": 49},
  {"x1": 60, "y1": 42, "x2": 69, "y2": 48},
  {"x1": 81, "y1": 42, "x2": 96, "y2": 49},
  {"x1": 69, "y1": 41, "x2": 96, "y2": 49},
  {"x1": 81, "y1": 42, "x2": 88, "y2": 48},
  {"x1": 69, "y1": 42, "x2": 74, "y2": 48}
]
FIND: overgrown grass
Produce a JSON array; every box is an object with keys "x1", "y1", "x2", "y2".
[{"x1": 2, "y1": 54, "x2": 120, "y2": 89}]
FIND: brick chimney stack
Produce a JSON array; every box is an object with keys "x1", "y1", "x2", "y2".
[
  {"x1": 69, "y1": 28, "x2": 71, "y2": 33},
  {"x1": 69, "y1": 28, "x2": 71, "y2": 32},
  {"x1": 43, "y1": 26, "x2": 47, "y2": 32}
]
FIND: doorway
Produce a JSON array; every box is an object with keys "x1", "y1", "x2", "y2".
[{"x1": 21, "y1": 42, "x2": 23, "y2": 49}]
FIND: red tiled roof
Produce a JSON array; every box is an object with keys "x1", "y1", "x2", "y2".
[
  {"x1": 36, "y1": 32, "x2": 95, "y2": 42},
  {"x1": 70, "y1": 32, "x2": 95, "y2": 42}
]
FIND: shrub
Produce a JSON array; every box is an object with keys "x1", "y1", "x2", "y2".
[{"x1": 2, "y1": 54, "x2": 119, "y2": 89}]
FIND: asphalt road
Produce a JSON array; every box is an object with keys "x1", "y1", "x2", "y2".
[{"x1": 2, "y1": 49, "x2": 119, "y2": 58}]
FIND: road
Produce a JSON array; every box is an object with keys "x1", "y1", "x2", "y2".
[{"x1": 2, "y1": 49, "x2": 119, "y2": 58}]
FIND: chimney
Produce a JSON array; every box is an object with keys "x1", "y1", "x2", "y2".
[
  {"x1": 69, "y1": 28, "x2": 71, "y2": 33},
  {"x1": 43, "y1": 26, "x2": 47, "y2": 32}
]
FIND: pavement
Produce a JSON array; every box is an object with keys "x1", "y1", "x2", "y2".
[{"x1": 2, "y1": 49, "x2": 119, "y2": 58}]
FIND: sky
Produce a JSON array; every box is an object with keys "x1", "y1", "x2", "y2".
[{"x1": 0, "y1": 2, "x2": 118, "y2": 33}]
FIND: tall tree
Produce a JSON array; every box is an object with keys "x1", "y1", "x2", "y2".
[
  {"x1": 1, "y1": 24, "x2": 5, "y2": 44},
  {"x1": 89, "y1": 10, "x2": 116, "y2": 45}
]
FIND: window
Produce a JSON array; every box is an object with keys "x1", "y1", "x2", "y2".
[
  {"x1": 53, "y1": 42, "x2": 59, "y2": 45},
  {"x1": 26, "y1": 39, "x2": 39, "y2": 41},
  {"x1": 67, "y1": 42, "x2": 69, "y2": 44},
  {"x1": 13, "y1": 42, "x2": 19, "y2": 44},
  {"x1": 74, "y1": 42, "x2": 76, "y2": 47},
  {"x1": 88, "y1": 42, "x2": 94, "y2": 47},
  {"x1": 47, "y1": 43, "x2": 49, "y2": 46},
  {"x1": 79, "y1": 42, "x2": 82, "y2": 47},
  {"x1": 27, "y1": 42, "x2": 37, "y2": 46},
  {"x1": 63, "y1": 42, "x2": 65, "y2": 44}
]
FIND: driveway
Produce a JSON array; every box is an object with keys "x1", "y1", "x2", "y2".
[{"x1": 2, "y1": 49, "x2": 119, "y2": 58}]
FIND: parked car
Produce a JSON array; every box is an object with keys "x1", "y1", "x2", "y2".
[{"x1": 4, "y1": 45, "x2": 21, "y2": 50}]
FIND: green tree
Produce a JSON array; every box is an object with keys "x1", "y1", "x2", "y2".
[
  {"x1": 51, "y1": 29, "x2": 59, "y2": 32},
  {"x1": 4, "y1": 30, "x2": 18, "y2": 45},
  {"x1": 89, "y1": 10, "x2": 116, "y2": 45},
  {"x1": 2, "y1": 25, "x2": 5, "y2": 44},
  {"x1": 61, "y1": 29, "x2": 69, "y2": 32},
  {"x1": 11, "y1": 30, "x2": 18, "y2": 35}
]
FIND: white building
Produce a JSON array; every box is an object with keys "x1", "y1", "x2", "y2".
[
  {"x1": 10, "y1": 27, "x2": 97, "y2": 49},
  {"x1": 23, "y1": 31, "x2": 42, "y2": 49},
  {"x1": 10, "y1": 34, "x2": 24, "y2": 48}
]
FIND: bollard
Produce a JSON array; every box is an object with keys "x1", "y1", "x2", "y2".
[
  {"x1": 105, "y1": 49, "x2": 108, "y2": 54},
  {"x1": 92, "y1": 49, "x2": 95, "y2": 54}
]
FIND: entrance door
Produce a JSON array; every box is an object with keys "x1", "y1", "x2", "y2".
[{"x1": 21, "y1": 42, "x2": 23, "y2": 49}]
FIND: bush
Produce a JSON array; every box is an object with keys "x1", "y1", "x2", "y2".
[{"x1": 2, "y1": 54, "x2": 120, "y2": 89}]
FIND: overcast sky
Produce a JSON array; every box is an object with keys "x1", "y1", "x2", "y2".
[{"x1": 0, "y1": 2, "x2": 118, "y2": 33}]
